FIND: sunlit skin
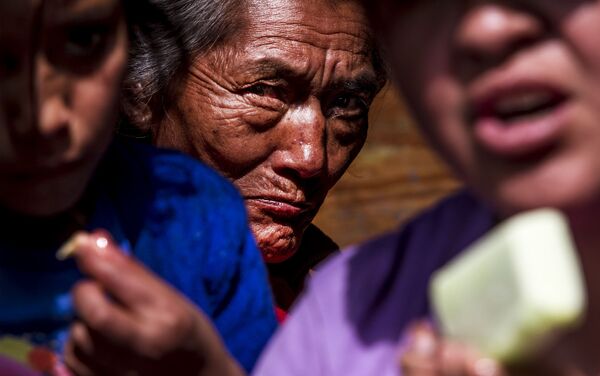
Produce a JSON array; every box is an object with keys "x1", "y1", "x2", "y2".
[
  {"x1": 156, "y1": 0, "x2": 383, "y2": 262},
  {"x1": 366, "y1": 0, "x2": 600, "y2": 374},
  {"x1": 0, "y1": 0, "x2": 127, "y2": 217}
]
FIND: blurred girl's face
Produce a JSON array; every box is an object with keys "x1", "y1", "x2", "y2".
[
  {"x1": 0, "y1": 0, "x2": 127, "y2": 216},
  {"x1": 371, "y1": 1, "x2": 600, "y2": 219}
]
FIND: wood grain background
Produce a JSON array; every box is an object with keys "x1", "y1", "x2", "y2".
[{"x1": 313, "y1": 85, "x2": 461, "y2": 247}]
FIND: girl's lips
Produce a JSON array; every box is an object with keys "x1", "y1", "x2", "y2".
[
  {"x1": 4, "y1": 159, "x2": 82, "y2": 183},
  {"x1": 470, "y1": 85, "x2": 570, "y2": 159}
]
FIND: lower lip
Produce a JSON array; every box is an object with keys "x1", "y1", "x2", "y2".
[
  {"x1": 473, "y1": 101, "x2": 571, "y2": 159},
  {"x1": 7, "y1": 161, "x2": 80, "y2": 183},
  {"x1": 246, "y1": 198, "x2": 307, "y2": 219}
]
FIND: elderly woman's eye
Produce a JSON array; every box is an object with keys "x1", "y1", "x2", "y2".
[
  {"x1": 329, "y1": 94, "x2": 368, "y2": 118},
  {"x1": 246, "y1": 83, "x2": 285, "y2": 100}
]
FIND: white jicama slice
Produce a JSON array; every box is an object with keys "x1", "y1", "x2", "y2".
[{"x1": 429, "y1": 208, "x2": 586, "y2": 363}]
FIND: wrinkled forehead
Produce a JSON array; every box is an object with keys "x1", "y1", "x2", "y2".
[
  {"x1": 239, "y1": 0, "x2": 382, "y2": 86},
  {"x1": 247, "y1": 0, "x2": 373, "y2": 45}
]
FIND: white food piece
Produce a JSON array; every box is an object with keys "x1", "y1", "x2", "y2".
[{"x1": 430, "y1": 209, "x2": 586, "y2": 362}]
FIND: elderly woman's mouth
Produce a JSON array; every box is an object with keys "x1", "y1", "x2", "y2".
[{"x1": 245, "y1": 197, "x2": 314, "y2": 220}]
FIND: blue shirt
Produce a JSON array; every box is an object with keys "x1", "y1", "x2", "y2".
[{"x1": 0, "y1": 139, "x2": 277, "y2": 373}]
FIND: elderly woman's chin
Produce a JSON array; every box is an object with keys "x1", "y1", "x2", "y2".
[{"x1": 250, "y1": 219, "x2": 305, "y2": 263}]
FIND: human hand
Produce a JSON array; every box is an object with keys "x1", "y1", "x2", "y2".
[
  {"x1": 400, "y1": 321, "x2": 506, "y2": 376},
  {"x1": 399, "y1": 321, "x2": 589, "y2": 376},
  {"x1": 59, "y1": 230, "x2": 244, "y2": 376}
]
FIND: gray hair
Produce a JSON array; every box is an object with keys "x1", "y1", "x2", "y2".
[
  {"x1": 121, "y1": 0, "x2": 387, "y2": 136},
  {"x1": 121, "y1": 0, "x2": 245, "y2": 134}
]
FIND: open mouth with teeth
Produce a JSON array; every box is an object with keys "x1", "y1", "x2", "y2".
[
  {"x1": 470, "y1": 86, "x2": 570, "y2": 158},
  {"x1": 476, "y1": 89, "x2": 568, "y2": 124},
  {"x1": 491, "y1": 91, "x2": 567, "y2": 123}
]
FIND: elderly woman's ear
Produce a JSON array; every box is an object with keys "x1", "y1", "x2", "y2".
[{"x1": 121, "y1": 81, "x2": 154, "y2": 134}]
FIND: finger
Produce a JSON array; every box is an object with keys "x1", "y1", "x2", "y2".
[
  {"x1": 71, "y1": 282, "x2": 156, "y2": 373},
  {"x1": 438, "y1": 341, "x2": 469, "y2": 376},
  {"x1": 400, "y1": 321, "x2": 440, "y2": 376},
  {"x1": 64, "y1": 322, "x2": 121, "y2": 376},
  {"x1": 407, "y1": 321, "x2": 439, "y2": 358},
  {"x1": 467, "y1": 357, "x2": 504, "y2": 376},
  {"x1": 438, "y1": 341, "x2": 505, "y2": 376},
  {"x1": 72, "y1": 279, "x2": 145, "y2": 350},
  {"x1": 64, "y1": 324, "x2": 105, "y2": 376},
  {"x1": 67, "y1": 321, "x2": 146, "y2": 376},
  {"x1": 59, "y1": 230, "x2": 172, "y2": 309}
]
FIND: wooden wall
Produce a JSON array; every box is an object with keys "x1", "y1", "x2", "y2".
[{"x1": 313, "y1": 85, "x2": 461, "y2": 248}]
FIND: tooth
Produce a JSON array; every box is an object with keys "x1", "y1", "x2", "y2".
[{"x1": 495, "y1": 92, "x2": 552, "y2": 115}]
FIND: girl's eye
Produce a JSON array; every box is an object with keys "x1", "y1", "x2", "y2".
[
  {"x1": 40, "y1": 0, "x2": 122, "y2": 74},
  {"x1": 63, "y1": 25, "x2": 110, "y2": 60},
  {"x1": 44, "y1": 20, "x2": 118, "y2": 74}
]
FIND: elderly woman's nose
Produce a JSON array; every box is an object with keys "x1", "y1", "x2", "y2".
[
  {"x1": 454, "y1": 3, "x2": 543, "y2": 69},
  {"x1": 272, "y1": 105, "x2": 327, "y2": 180}
]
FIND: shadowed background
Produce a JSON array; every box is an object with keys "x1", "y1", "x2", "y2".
[{"x1": 313, "y1": 85, "x2": 461, "y2": 248}]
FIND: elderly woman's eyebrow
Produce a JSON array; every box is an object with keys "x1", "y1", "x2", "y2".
[
  {"x1": 239, "y1": 59, "x2": 301, "y2": 79},
  {"x1": 331, "y1": 73, "x2": 381, "y2": 96},
  {"x1": 241, "y1": 58, "x2": 381, "y2": 93}
]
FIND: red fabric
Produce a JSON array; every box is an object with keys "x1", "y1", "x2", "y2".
[{"x1": 275, "y1": 306, "x2": 288, "y2": 323}]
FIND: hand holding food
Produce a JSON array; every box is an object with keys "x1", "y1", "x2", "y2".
[
  {"x1": 431, "y1": 209, "x2": 585, "y2": 363},
  {"x1": 59, "y1": 230, "x2": 244, "y2": 376},
  {"x1": 400, "y1": 321, "x2": 506, "y2": 376},
  {"x1": 402, "y1": 209, "x2": 587, "y2": 376}
]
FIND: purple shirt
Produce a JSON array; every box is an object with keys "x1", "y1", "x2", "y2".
[{"x1": 254, "y1": 190, "x2": 497, "y2": 375}]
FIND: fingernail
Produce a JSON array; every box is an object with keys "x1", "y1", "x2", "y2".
[
  {"x1": 413, "y1": 332, "x2": 436, "y2": 356},
  {"x1": 89, "y1": 230, "x2": 115, "y2": 256},
  {"x1": 474, "y1": 358, "x2": 501, "y2": 376},
  {"x1": 94, "y1": 236, "x2": 109, "y2": 251},
  {"x1": 56, "y1": 232, "x2": 89, "y2": 260}
]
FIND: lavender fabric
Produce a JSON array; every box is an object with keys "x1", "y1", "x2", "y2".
[{"x1": 254, "y1": 190, "x2": 497, "y2": 376}]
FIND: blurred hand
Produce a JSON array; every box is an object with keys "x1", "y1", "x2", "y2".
[
  {"x1": 61, "y1": 230, "x2": 244, "y2": 376},
  {"x1": 399, "y1": 321, "x2": 587, "y2": 376},
  {"x1": 400, "y1": 321, "x2": 505, "y2": 376}
]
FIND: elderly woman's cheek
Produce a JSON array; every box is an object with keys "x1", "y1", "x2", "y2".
[
  {"x1": 330, "y1": 119, "x2": 368, "y2": 148},
  {"x1": 239, "y1": 96, "x2": 286, "y2": 130}
]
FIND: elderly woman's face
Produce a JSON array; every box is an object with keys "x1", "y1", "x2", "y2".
[
  {"x1": 0, "y1": 0, "x2": 127, "y2": 216},
  {"x1": 158, "y1": 0, "x2": 382, "y2": 261},
  {"x1": 371, "y1": 0, "x2": 600, "y2": 219}
]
